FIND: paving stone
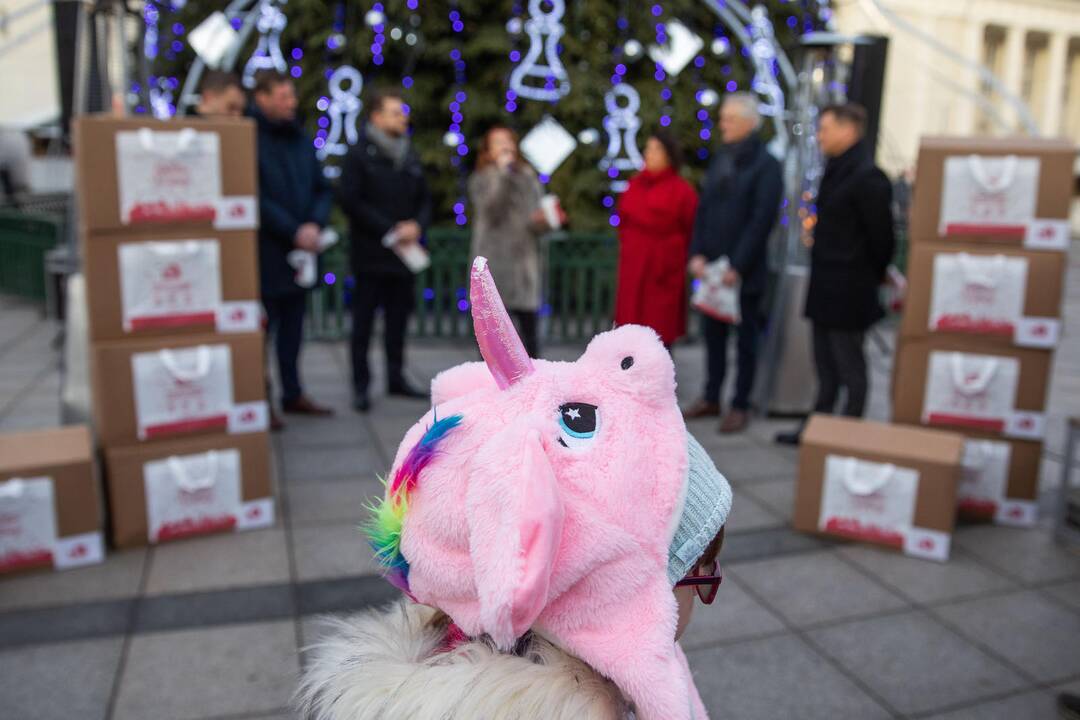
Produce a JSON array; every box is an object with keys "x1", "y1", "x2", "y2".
[
  {"x1": 711, "y1": 445, "x2": 797, "y2": 483},
  {"x1": 0, "y1": 547, "x2": 146, "y2": 611},
  {"x1": 741, "y1": 477, "x2": 795, "y2": 520},
  {"x1": 934, "y1": 590, "x2": 1080, "y2": 683},
  {"x1": 808, "y1": 610, "x2": 1028, "y2": 716},
  {"x1": 725, "y1": 489, "x2": 784, "y2": 533},
  {"x1": 952, "y1": 525, "x2": 1080, "y2": 584},
  {"x1": 112, "y1": 621, "x2": 299, "y2": 720},
  {"x1": 836, "y1": 545, "x2": 1017, "y2": 604},
  {"x1": 921, "y1": 689, "x2": 1059, "y2": 720},
  {"x1": 731, "y1": 550, "x2": 909, "y2": 627},
  {"x1": 0, "y1": 637, "x2": 123, "y2": 720},
  {"x1": 679, "y1": 575, "x2": 786, "y2": 651},
  {"x1": 291, "y1": 522, "x2": 382, "y2": 582},
  {"x1": 145, "y1": 529, "x2": 290, "y2": 596},
  {"x1": 1042, "y1": 579, "x2": 1080, "y2": 613},
  {"x1": 286, "y1": 476, "x2": 385, "y2": 526},
  {"x1": 687, "y1": 633, "x2": 892, "y2": 720},
  {"x1": 283, "y1": 444, "x2": 383, "y2": 483}
]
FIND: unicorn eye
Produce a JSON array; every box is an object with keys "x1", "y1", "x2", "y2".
[{"x1": 557, "y1": 402, "x2": 599, "y2": 450}]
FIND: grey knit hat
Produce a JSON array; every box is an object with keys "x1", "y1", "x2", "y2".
[{"x1": 667, "y1": 433, "x2": 733, "y2": 585}]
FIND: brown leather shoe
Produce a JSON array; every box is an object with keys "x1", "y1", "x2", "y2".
[
  {"x1": 282, "y1": 395, "x2": 335, "y2": 416},
  {"x1": 683, "y1": 400, "x2": 721, "y2": 419},
  {"x1": 269, "y1": 407, "x2": 286, "y2": 432},
  {"x1": 719, "y1": 409, "x2": 749, "y2": 434}
]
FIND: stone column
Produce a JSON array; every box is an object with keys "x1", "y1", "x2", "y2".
[
  {"x1": 1042, "y1": 32, "x2": 1068, "y2": 136},
  {"x1": 1001, "y1": 24, "x2": 1027, "y2": 132}
]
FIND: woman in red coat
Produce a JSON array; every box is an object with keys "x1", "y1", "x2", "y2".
[{"x1": 615, "y1": 130, "x2": 699, "y2": 348}]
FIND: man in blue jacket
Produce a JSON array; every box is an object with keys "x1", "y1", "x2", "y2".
[
  {"x1": 685, "y1": 93, "x2": 783, "y2": 434},
  {"x1": 252, "y1": 70, "x2": 334, "y2": 417}
]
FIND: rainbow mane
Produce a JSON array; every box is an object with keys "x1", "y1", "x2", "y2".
[{"x1": 364, "y1": 413, "x2": 463, "y2": 592}]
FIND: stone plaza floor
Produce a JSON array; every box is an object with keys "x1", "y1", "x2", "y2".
[{"x1": 1, "y1": 245, "x2": 1079, "y2": 719}]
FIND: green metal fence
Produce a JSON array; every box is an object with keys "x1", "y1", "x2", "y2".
[
  {"x1": 0, "y1": 210, "x2": 62, "y2": 301},
  {"x1": 306, "y1": 228, "x2": 620, "y2": 343}
]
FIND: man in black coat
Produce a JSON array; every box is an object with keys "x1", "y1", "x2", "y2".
[
  {"x1": 685, "y1": 92, "x2": 784, "y2": 434},
  {"x1": 776, "y1": 103, "x2": 895, "y2": 445},
  {"x1": 339, "y1": 91, "x2": 432, "y2": 412},
  {"x1": 252, "y1": 70, "x2": 334, "y2": 418}
]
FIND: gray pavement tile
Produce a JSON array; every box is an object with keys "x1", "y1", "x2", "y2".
[
  {"x1": 725, "y1": 489, "x2": 784, "y2": 533},
  {"x1": 286, "y1": 477, "x2": 384, "y2": 526},
  {"x1": 685, "y1": 421, "x2": 759, "y2": 452},
  {"x1": 710, "y1": 445, "x2": 797, "y2": 483},
  {"x1": 953, "y1": 525, "x2": 1080, "y2": 584},
  {"x1": 278, "y1": 414, "x2": 371, "y2": 447},
  {"x1": 730, "y1": 550, "x2": 909, "y2": 626},
  {"x1": 291, "y1": 522, "x2": 382, "y2": 582},
  {"x1": 0, "y1": 547, "x2": 146, "y2": 611},
  {"x1": 686, "y1": 633, "x2": 892, "y2": 720},
  {"x1": 921, "y1": 689, "x2": 1059, "y2": 720},
  {"x1": 679, "y1": 575, "x2": 786, "y2": 651},
  {"x1": 741, "y1": 477, "x2": 795, "y2": 520},
  {"x1": 0, "y1": 637, "x2": 123, "y2": 720},
  {"x1": 145, "y1": 528, "x2": 290, "y2": 596},
  {"x1": 808, "y1": 610, "x2": 1028, "y2": 716},
  {"x1": 1042, "y1": 579, "x2": 1080, "y2": 613},
  {"x1": 134, "y1": 584, "x2": 295, "y2": 633},
  {"x1": 112, "y1": 621, "x2": 299, "y2": 720},
  {"x1": 933, "y1": 590, "x2": 1080, "y2": 683},
  {"x1": 296, "y1": 575, "x2": 400, "y2": 616},
  {"x1": 282, "y1": 444, "x2": 383, "y2": 483},
  {"x1": 836, "y1": 545, "x2": 1018, "y2": 605},
  {"x1": 0, "y1": 599, "x2": 132, "y2": 648},
  {"x1": 721, "y1": 526, "x2": 832, "y2": 564}
]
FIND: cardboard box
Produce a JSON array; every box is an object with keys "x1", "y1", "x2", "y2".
[
  {"x1": 795, "y1": 415, "x2": 964, "y2": 561},
  {"x1": 73, "y1": 115, "x2": 258, "y2": 237},
  {"x1": 91, "y1": 332, "x2": 268, "y2": 447},
  {"x1": 892, "y1": 337, "x2": 1053, "y2": 440},
  {"x1": 910, "y1": 136, "x2": 1075, "y2": 250},
  {"x1": 83, "y1": 229, "x2": 262, "y2": 341},
  {"x1": 901, "y1": 241, "x2": 1066, "y2": 349},
  {"x1": 956, "y1": 432, "x2": 1042, "y2": 527},
  {"x1": 0, "y1": 425, "x2": 105, "y2": 573},
  {"x1": 104, "y1": 432, "x2": 274, "y2": 548}
]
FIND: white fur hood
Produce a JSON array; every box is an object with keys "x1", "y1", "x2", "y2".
[{"x1": 296, "y1": 599, "x2": 630, "y2": 720}]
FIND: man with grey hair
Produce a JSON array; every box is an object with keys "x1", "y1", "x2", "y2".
[{"x1": 684, "y1": 92, "x2": 783, "y2": 434}]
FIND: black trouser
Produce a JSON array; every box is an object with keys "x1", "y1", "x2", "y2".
[
  {"x1": 351, "y1": 272, "x2": 414, "y2": 394},
  {"x1": 512, "y1": 310, "x2": 540, "y2": 359},
  {"x1": 263, "y1": 292, "x2": 306, "y2": 405},
  {"x1": 812, "y1": 323, "x2": 867, "y2": 417},
  {"x1": 702, "y1": 293, "x2": 761, "y2": 410}
]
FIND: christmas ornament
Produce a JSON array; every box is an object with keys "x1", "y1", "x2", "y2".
[
  {"x1": 647, "y1": 20, "x2": 703, "y2": 77},
  {"x1": 242, "y1": 0, "x2": 288, "y2": 89},
  {"x1": 508, "y1": 0, "x2": 571, "y2": 102},
  {"x1": 317, "y1": 65, "x2": 363, "y2": 171},
  {"x1": 520, "y1": 116, "x2": 577, "y2": 177},
  {"x1": 600, "y1": 83, "x2": 644, "y2": 193}
]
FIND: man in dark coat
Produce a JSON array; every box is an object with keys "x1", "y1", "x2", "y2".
[
  {"x1": 252, "y1": 70, "x2": 334, "y2": 417},
  {"x1": 685, "y1": 92, "x2": 784, "y2": 434},
  {"x1": 339, "y1": 90, "x2": 432, "y2": 412},
  {"x1": 776, "y1": 102, "x2": 895, "y2": 445}
]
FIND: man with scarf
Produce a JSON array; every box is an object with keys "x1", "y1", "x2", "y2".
[
  {"x1": 684, "y1": 93, "x2": 783, "y2": 434},
  {"x1": 340, "y1": 91, "x2": 432, "y2": 412},
  {"x1": 776, "y1": 102, "x2": 895, "y2": 445}
]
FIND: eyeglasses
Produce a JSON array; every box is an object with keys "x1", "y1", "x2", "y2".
[{"x1": 675, "y1": 560, "x2": 723, "y2": 604}]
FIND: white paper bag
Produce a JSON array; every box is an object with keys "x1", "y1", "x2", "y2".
[
  {"x1": 131, "y1": 344, "x2": 234, "y2": 439},
  {"x1": 0, "y1": 477, "x2": 59, "y2": 572},
  {"x1": 119, "y1": 239, "x2": 223, "y2": 331},
  {"x1": 938, "y1": 155, "x2": 1040, "y2": 237},
  {"x1": 143, "y1": 449, "x2": 243, "y2": 543},
  {"x1": 958, "y1": 439, "x2": 1011, "y2": 517},
  {"x1": 818, "y1": 455, "x2": 919, "y2": 550},
  {"x1": 116, "y1": 128, "x2": 223, "y2": 224},
  {"x1": 922, "y1": 351, "x2": 1020, "y2": 432},
  {"x1": 928, "y1": 253, "x2": 1028, "y2": 336},
  {"x1": 381, "y1": 229, "x2": 431, "y2": 274},
  {"x1": 691, "y1": 256, "x2": 741, "y2": 324}
]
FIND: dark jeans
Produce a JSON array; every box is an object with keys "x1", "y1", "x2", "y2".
[
  {"x1": 702, "y1": 293, "x2": 761, "y2": 410},
  {"x1": 263, "y1": 292, "x2": 306, "y2": 405},
  {"x1": 812, "y1": 323, "x2": 867, "y2": 417},
  {"x1": 512, "y1": 310, "x2": 540, "y2": 359},
  {"x1": 351, "y1": 272, "x2": 414, "y2": 394}
]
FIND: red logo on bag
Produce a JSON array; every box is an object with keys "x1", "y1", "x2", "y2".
[
  {"x1": 1008, "y1": 506, "x2": 1024, "y2": 519},
  {"x1": 1031, "y1": 324, "x2": 1047, "y2": 337},
  {"x1": 1018, "y1": 416, "x2": 1034, "y2": 429},
  {"x1": 69, "y1": 543, "x2": 87, "y2": 558},
  {"x1": 918, "y1": 538, "x2": 935, "y2": 551},
  {"x1": 239, "y1": 409, "x2": 256, "y2": 423},
  {"x1": 246, "y1": 505, "x2": 262, "y2": 520},
  {"x1": 229, "y1": 307, "x2": 247, "y2": 322},
  {"x1": 229, "y1": 203, "x2": 246, "y2": 219},
  {"x1": 1038, "y1": 225, "x2": 1057, "y2": 240},
  {"x1": 162, "y1": 263, "x2": 182, "y2": 280}
]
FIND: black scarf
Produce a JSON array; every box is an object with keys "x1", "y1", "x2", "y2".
[
  {"x1": 817, "y1": 139, "x2": 871, "y2": 208},
  {"x1": 712, "y1": 135, "x2": 761, "y2": 192}
]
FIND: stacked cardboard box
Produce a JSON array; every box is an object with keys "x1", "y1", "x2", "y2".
[
  {"x1": 74, "y1": 116, "x2": 275, "y2": 549},
  {"x1": 893, "y1": 136, "x2": 1075, "y2": 527}
]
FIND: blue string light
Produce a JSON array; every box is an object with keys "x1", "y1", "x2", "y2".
[
  {"x1": 652, "y1": 3, "x2": 672, "y2": 129},
  {"x1": 448, "y1": 2, "x2": 469, "y2": 226}
]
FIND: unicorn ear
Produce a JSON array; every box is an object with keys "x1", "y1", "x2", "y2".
[
  {"x1": 431, "y1": 362, "x2": 497, "y2": 406},
  {"x1": 466, "y1": 426, "x2": 563, "y2": 649}
]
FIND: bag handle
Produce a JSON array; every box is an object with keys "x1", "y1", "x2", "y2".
[
  {"x1": 158, "y1": 346, "x2": 212, "y2": 381},
  {"x1": 967, "y1": 154, "x2": 1017, "y2": 192},
  {"x1": 949, "y1": 353, "x2": 998, "y2": 395},
  {"x1": 0, "y1": 478, "x2": 25, "y2": 499},
  {"x1": 136, "y1": 127, "x2": 198, "y2": 156},
  {"x1": 963, "y1": 441, "x2": 994, "y2": 470},
  {"x1": 840, "y1": 457, "x2": 895, "y2": 496},
  {"x1": 955, "y1": 252, "x2": 1007, "y2": 288},
  {"x1": 146, "y1": 240, "x2": 208, "y2": 259},
  {"x1": 167, "y1": 451, "x2": 220, "y2": 492}
]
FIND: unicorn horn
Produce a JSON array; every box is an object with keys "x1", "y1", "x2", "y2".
[{"x1": 470, "y1": 256, "x2": 535, "y2": 390}]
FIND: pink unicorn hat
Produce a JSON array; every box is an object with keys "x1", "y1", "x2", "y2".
[{"x1": 366, "y1": 257, "x2": 729, "y2": 720}]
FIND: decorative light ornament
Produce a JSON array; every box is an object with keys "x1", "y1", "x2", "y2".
[
  {"x1": 365, "y1": 9, "x2": 386, "y2": 26},
  {"x1": 647, "y1": 19, "x2": 704, "y2": 77},
  {"x1": 577, "y1": 128, "x2": 600, "y2": 145},
  {"x1": 699, "y1": 88, "x2": 719, "y2": 106},
  {"x1": 748, "y1": 5, "x2": 785, "y2": 119},
  {"x1": 623, "y1": 39, "x2": 643, "y2": 59},
  {"x1": 508, "y1": 0, "x2": 571, "y2": 102},
  {"x1": 600, "y1": 84, "x2": 644, "y2": 193},
  {"x1": 317, "y1": 66, "x2": 363, "y2": 172},
  {"x1": 520, "y1": 116, "x2": 577, "y2": 177},
  {"x1": 242, "y1": 0, "x2": 288, "y2": 89},
  {"x1": 710, "y1": 37, "x2": 729, "y2": 56}
]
